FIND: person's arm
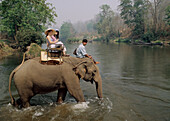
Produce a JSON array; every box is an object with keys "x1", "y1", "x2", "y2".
[
  {"x1": 47, "y1": 36, "x2": 56, "y2": 44},
  {"x1": 51, "y1": 36, "x2": 59, "y2": 43},
  {"x1": 81, "y1": 46, "x2": 92, "y2": 59}
]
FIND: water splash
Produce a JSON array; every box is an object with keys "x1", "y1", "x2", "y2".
[
  {"x1": 72, "y1": 102, "x2": 89, "y2": 109},
  {"x1": 0, "y1": 97, "x2": 112, "y2": 121}
]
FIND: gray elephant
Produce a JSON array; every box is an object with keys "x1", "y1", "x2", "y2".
[{"x1": 9, "y1": 55, "x2": 103, "y2": 108}]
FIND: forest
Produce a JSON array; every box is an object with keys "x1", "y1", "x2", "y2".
[
  {"x1": 0, "y1": 0, "x2": 170, "y2": 50},
  {"x1": 60, "y1": 0, "x2": 170, "y2": 45},
  {"x1": 0, "y1": 0, "x2": 57, "y2": 51}
]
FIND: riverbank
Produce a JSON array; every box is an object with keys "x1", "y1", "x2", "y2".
[
  {"x1": 0, "y1": 40, "x2": 44, "y2": 60},
  {"x1": 0, "y1": 41, "x2": 16, "y2": 59},
  {"x1": 110, "y1": 38, "x2": 170, "y2": 46}
]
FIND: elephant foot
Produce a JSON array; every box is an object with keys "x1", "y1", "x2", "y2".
[
  {"x1": 13, "y1": 98, "x2": 23, "y2": 109},
  {"x1": 57, "y1": 97, "x2": 64, "y2": 104},
  {"x1": 23, "y1": 102, "x2": 30, "y2": 108},
  {"x1": 57, "y1": 88, "x2": 67, "y2": 104}
]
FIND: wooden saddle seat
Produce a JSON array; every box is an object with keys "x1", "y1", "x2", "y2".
[
  {"x1": 47, "y1": 44, "x2": 63, "y2": 52},
  {"x1": 40, "y1": 44, "x2": 64, "y2": 65}
]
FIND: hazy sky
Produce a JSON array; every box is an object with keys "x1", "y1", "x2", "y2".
[{"x1": 47, "y1": 0, "x2": 120, "y2": 27}]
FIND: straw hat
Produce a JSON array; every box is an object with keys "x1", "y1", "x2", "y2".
[{"x1": 45, "y1": 28, "x2": 55, "y2": 35}]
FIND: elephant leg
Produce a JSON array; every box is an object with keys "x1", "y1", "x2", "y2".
[
  {"x1": 65, "y1": 79, "x2": 85, "y2": 102},
  {"x1": 18, "y1": 88, "x2": 34, "y2": 108},
  {"x1": 15, "y1": 98, "x2": 22, "y2": 109},
  {"x1": 57, "y1": 88, "x2": 67, "y2": 104}
]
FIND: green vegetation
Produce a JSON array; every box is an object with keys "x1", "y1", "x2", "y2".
[
  {"x1": 119, "y1": 0, "x2": 169, "y2": 43},
  {"x1": 0, "y1": 0, "x2": 57, "y2": 50},
  {"x1": 60, "y1": 22, "x2": 76, "y2": 42},
  {"x1": 67, "y1": 38, "x2": 80, "y2": 43},
  {"x1": 0, "y1": 41, "x2": 14, "y2": 58},
  {"x1": 95, "y1": 4, "x2": 115, "y2": 42},
  {"x1": 114, "y1": 38, "x2": 131, "y2": 43},
  {"x1": 165, "y1": 5, "x2": 170, "y2": 25},
  {"x1": 61, "y1": 1, "x2": 169, "y2": 45},
  {"x1": 151, "y1": 40, "x2": 163, "y2": 45},
  {"x1": 25, "y1": 43, "x2": 44, "y2": 59},
  {"x1": 93, "y1": 37, "x2": 106, "y2": 42},
  {"x1": 16, "y1": 29, "x2": 44, "y2": 51}
]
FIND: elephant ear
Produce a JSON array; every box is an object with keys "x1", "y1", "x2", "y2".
[{"x1": 73, "y1": 61, "x2": 87, "y2": 79}]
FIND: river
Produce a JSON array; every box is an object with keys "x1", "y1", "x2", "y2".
[{"x1": 0, "y1": 42, "x2": 170, "y2": 121}]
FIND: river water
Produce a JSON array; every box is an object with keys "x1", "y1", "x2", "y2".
[{"x1": 0, "y1": 43, "x2": 170, "y2": 121}]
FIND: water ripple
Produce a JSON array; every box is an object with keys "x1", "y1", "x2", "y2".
[{"x1": 0, "y1": 97, "x2": 112, "y2": 121}]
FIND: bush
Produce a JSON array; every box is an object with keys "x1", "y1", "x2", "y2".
[
  {"x1": 142, "y1": 31, "x2": 155, "y2": 43},
  {"x1": 25, "y1": 43, "x2": 44, "y2": 59},
  {"x1": 156, "y1": 30, "x2": 169, "y2": 39},
  {"x1": 152, "y1": 40, "x2": 163, "y2": 45},
  {"x1": 115, "y1": 38, "x2": 131, "y2": 43},
  {"x1": 0, "y1": 41, "x2": 5, "y2": 49},
  {"x1": 16, "y1": 29, "x2": 44, "y2": 51},
  {"x1": 67, "y1": 38, "x2": 80, "y2": 43},
  {"x1": 0, "y1": 41, "x2": 14, "y2": 55},
  {"x1": 93, "y1": 36, "x2": 106, "y2": 41}
]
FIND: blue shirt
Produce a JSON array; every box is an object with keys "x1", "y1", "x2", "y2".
[{"x1": 76, "y1": 43, "x2": 87, "y2": 58}]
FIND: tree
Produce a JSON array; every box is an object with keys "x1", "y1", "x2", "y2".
[
  {"x1": 95, "y1": 4, "x2": 115, "y2": 42},
  {"x1": 0, "y1": 0, "x2": 57, "y2": 44},
  {"x1": 145, "y1": 0, "x2": 168, "y2": 33},
  {"x1": 87, "y1": 20, "x2": 96, "y2": 33},
  {"x1": 119, "y1": 0, "x2": 133, "y2": 27},
  {"x1": 132, "y1": 0, "x2": 147, "y2": 38},
  {"x1": 120, "y1": 0, "x2": 147, "y2": 39},
  {"x1": 60, "y1": 22, "x2": 76, "y2": 42},
  {"x1": 165, "y1": 5, "x2": 170, "y2": 25}
]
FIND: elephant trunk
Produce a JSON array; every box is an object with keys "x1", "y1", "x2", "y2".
[{"x1": 94, "y1": 74, "x2": 103, "y2": 99}]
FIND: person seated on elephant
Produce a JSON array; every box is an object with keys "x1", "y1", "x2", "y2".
[
  {"x1": 45, "y1": 28, "x2": 66, "y2": 55},
  {"x1": 76, "y1": 39, "x2": 100, "y2": 64},
  {"x1": 53, "y1": 29, "x2": 67, "y2": 55},
  {"x1": 54, "y1": 29, "x2": 59, "y2": 40},
  {"x1": 45, "y1": 28, "x2": 58, "y2": 48}
]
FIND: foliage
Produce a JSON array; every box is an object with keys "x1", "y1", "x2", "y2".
[
  {"x1": 133, "y1": 0, "x2": 147, "y2": 38},
  {"x1": 25, "y1": 43, "x2": 44, "y2": 59},
  {"x1": 16, "y1": 29, "x2": 44, "y2": 51},
  {"x1": 0, "y1": 41, "x2": 14, "y2": 57},
  {"x1": 142, "y1": 31, "x2": 155, "y2": 43},
  {"x1": 73, "y1": 20, "x2": 97, "y2": 35},
  {"x1": 119, "y1": 0, "x2": 147, "y2": 39},
  {"x1": 95, "y1": 4, "x2": 115, "y2": 42},
  {"x1": 93, "y1": 36, "x2": 106, "y2": 41},
  {"x1": 119, "y1": 0, "x2": 133, "y2": 27},
  {"x1": 0, "y1": 41, "x2": 5, "y2": 49},
  {"x1": 152, "y1": 40, "x2": 163, "y2": 45},
  {"x1": 0, "y1": 0, "x2": 57, "y2": 43},
  {"x1": 87, "y1": 21, "x2": 95, "y2": 33},
  {"x1": 60, "y1": 22, "x2": 76, "y2": 42},
  {"x1": 67, "y1": 38, "x2": 80, "y2": 43},
  {"x1": 165, "y1": 5, "x2": 170, "y2": 25},
  {"x1": 119, "y1": 0, "x2": 170, "y2": 42},
  {"x1": 115, "y1": 38, "x2": 131, "y2": 43}
]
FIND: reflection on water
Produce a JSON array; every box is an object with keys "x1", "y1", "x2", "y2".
[{"x1": 0, "y1": 43, "x2": 170, "y2": 121}]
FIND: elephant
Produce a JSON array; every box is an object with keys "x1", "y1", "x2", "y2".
[{"x1": 9, "y1": 54, "x2": 103, "y2": 108}]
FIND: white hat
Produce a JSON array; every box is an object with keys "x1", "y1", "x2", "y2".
[{"x1": 55, "y1": 29, "x2": 59, "y2": 32}]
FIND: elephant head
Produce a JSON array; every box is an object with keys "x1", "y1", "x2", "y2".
[{"x1": 73, "y1": 59, "x2": 103, "y2": 99}]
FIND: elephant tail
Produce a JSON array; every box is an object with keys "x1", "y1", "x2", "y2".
[{"x1": 9, "y1": 53, "x2": 26, "y2": 105}]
